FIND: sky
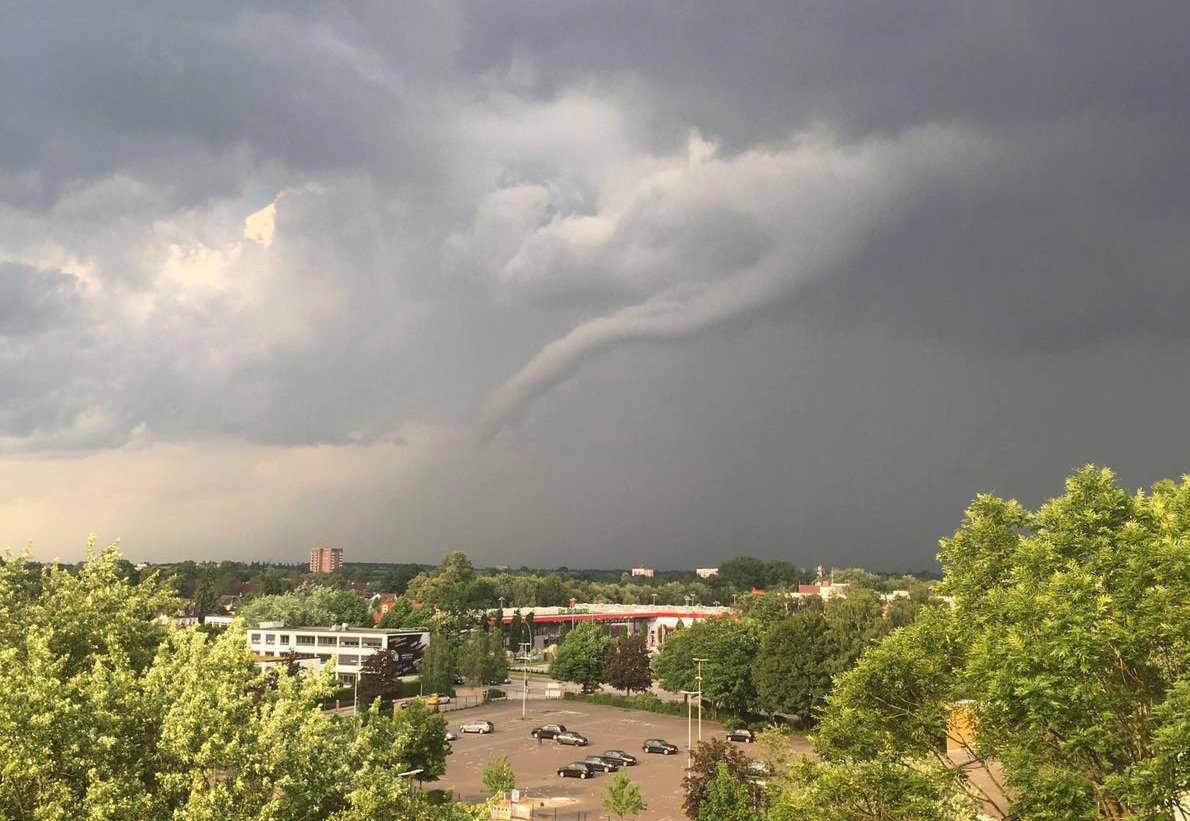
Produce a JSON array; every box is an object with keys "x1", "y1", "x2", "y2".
[{"x1": 2, "y1": 2, "x2": 1189, "y2": 570}]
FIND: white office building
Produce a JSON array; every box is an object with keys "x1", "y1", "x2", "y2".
[{"x1": 245, "y1": 624, "x2": 429, "y2": 684}]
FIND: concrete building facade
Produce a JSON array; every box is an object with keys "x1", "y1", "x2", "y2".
[{"x1": 246, "y1": 624, "x2": 429, "y2": 684}]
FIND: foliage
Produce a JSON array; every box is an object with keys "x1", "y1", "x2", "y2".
[
  {"x1": 357, "y1": 648, "x2": 404, "y2": 705},
  {"x1": 652, "y1": 617, "x2": 760, "y2": 712},
  {"x1": 417, "y1": 623, "x2": 460, "y2": 696},
  {"x1": 376, "y1": 596, "x2": 428, "y2": 628},
  {"x1": 787, "y1": 467, "x2": 1190, "y2": 819},
  {"x1": 604, "y1": 633, "x2": 653, "y2": 694},
  {"x1": 193, "y1": 569, "x2": 218, "y2": 621},
  {"x1": 752, "y1": 609, "x2": 833, "y2": 719},
  {"x1": 0, "y1": 541, "x2": 466, "y2": 820},
  {"x1": 716, "y1": 557, "x2": 805, "y2": 592},
  {"x1": 235, "y1": 583, "x2": 370, "y2": 627},
  {"x1": 461, "y1": 624, "x2": 509, "y2": 685},
  {"x1": 602, "y1": 771, "x2": 648, "y2": 818},
  {"x1": 682, "y1": 739, "x2": 764, "y2": 819},
  {"x1": 697, "y1": 762, "x2": 757, "y2": 821},
  {"x1": 548, "y1": 622, "x2": 611, "y2": 689},
  {"x1": 481, "y1": 754, "x2": 515, "y2": 796}
]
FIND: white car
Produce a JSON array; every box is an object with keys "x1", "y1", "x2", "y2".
[{"x1": 460, "y1": 720, "x2": 494, "y2": 734}]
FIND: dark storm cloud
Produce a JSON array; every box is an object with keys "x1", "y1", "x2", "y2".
[{"x1": 2, "y1": 1, "x2": 1189, "y2": 567}]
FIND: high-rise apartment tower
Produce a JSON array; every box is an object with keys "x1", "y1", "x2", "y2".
[{"x1": 309, "y1": 546, "x2": 343, "y2": 573}]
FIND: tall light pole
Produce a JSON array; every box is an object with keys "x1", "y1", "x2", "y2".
[
  {"x1": 693, "y1": 658, "x2": 708, "y2": 742},
  {"x1": 397, "y1": 767, "x2": 423, "y2": 796},
  {"x1": 680, "y1": 690, "x2": 698, "y2": 770},
  {"x1": 519, "y1": 641, "x2": 531, "y2": 719}
]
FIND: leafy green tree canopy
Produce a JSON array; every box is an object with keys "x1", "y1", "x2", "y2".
[
  {"x1": 789, "y1": 467, "x2": 1190, "y2": 820},
  {"x1": 602, "y1": 771, "x2": 648, "y2": 818},
  {"x1": 548, "y1": 622, "x2": 611, "y2": 689}
]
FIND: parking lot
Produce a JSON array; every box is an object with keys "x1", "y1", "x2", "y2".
[{"x1": 439, "y1": 699, "x2": 770, "y2": 820}]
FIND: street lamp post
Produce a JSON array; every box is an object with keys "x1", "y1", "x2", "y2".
[
  {"x1": 693, "y1": 658, "x2": 708, "y2": 742},
  {"x1": 397, "y1": 767, "x2": 424, "y2": 797},
  {"x1": 519, "y1": 641, "x2": 531, "y2": 719},
  {"x1": 680, "y1": 690, "x2": 698, "y2": 770}
]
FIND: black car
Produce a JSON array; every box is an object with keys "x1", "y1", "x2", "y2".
[
  {"x1": 642, "y1": 738, "x2": 678, "y2": 755},
  {"x1": 557, "y1": 762, "x2": 595, "y2": 779},
  {"x1": 583, "y1": 755, "x2": 619, "y2": 772},
  {"x1": 556, "y1": 731, "x2": 589, "y2": 746},
  {"x1": 726, "y1": 728, "x2": 755, "y2": 743},
  {"x1": 600, "y1": 749, "x2": 638, "y2": 767},
  {"x1": 531, "y1": 723, "x2": 567, "y2": 739},
  {"x1": 451, "y1": 675, "x2": 465, "y2": 685}
]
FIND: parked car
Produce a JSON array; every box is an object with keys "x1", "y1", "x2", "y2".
[
  {"x1": 600, "y1": 749, "x2": 638, "y2": 767},
  {"x1": 556, "y1": 731, "x2": 589, "y2": 746},
  {"x1": 580, "y1": 683, "x2": 600, "y2": 694},
  {"x1": 557, "y1": 762, "x2": 595, "y2": 779},
  {"x1": 460, "y1": 720, "x2": 494, "y2": 734},
  {"x1": 452, "y1": 675, "x2": 465, "y2": 685},
  {"x1": 445, "y1": 730, "x2": 458, "y2": 741},
  {"x1": 642, "y1": 738, "x2": 678, "y2": 755},
  {"x1": 424, "y1": 693, "x2": 450, "y2": 705},
  {"x1": 531, "y1": 723, "x2": 567, "y2": 739},
  {"x1": 726, "y1": 728, "x2": 755, "y2": 743},
  {"x1": 583, "y1": 755, "x2": 619, "y2": 772}
]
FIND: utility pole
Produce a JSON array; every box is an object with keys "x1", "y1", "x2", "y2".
[
  {"x1": 693, "y1": 657, "x2": 708, "y2": 742},
  {"x1": 519, "y1": 641, "x2": 531, "y2": 719}
]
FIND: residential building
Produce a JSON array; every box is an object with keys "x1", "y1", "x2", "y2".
[
  {"x1": 695, "y1": 567, "x2": 719, "y2": 578},
  {"x1": 245, "y1": 624, "x2": 429, "y2": 684},
  {"x1": 630, "y1": 567, "x2": 654, "y2": 578},
  {"x1": 309, "y1": 546, "x2": 343, "y2": 573}
]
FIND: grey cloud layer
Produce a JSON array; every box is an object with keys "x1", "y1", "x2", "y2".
[{"x1": 2, "y1": 2, "x2": 1189, "y2": 566}]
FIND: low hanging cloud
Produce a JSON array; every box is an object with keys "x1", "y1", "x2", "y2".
[{"x1": 479, "y1": 125, "x2": 994, "y2": 437}]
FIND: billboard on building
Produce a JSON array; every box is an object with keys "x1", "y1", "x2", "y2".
[{"x1": 388, "y1": 630, "x2": 430, "y2": 678}]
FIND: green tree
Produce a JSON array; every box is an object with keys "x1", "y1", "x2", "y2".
[
  {"x1": 481, "y1": 753, "x2": 515, "y2": 796},
  {"x1": 357, "y1": 647, "x2": 403, "y2": 706},
  {"x1": 549, "y1": 622, "x2": 611, "y2": 689},
  {"x1": 717, "y1": 556, "x2": 769, "y2": 592},
  {"x1": 236, "y1": 583, "x2": 370, "y2": 627},
  {"x1": 652, "y1": 617, "x2": 760, "y2": 713},
  {"x1": 821, "y1": 588, "x2": 889, "y2": 675},
  {"x1": 786, "y1": 467, "x2": 1190, "y2": 820},
  {"x1": 461, "y1": 626, "x2": 508, "y2": 685},
  {"x1": 0, "y1": 541, "x2": 484, "y2": 820},
  {"x1": 389, "y1": 698, "x2": 452, "y2": 783},
  {"x1": 697, "y1": 762, "x2": 756, "y2": 821},
  {"x1": 192, "y1": 569, "x2": 218, "y2": 622},
  {"x1": 376, "y1": 596, "x2": 422, "y2": 628},
  {"x1": 417, "y1": 624, "x2": 459, "y2": 696},
  {"x1": 604, "y1": 633, "x2": 653, "y2": 694},
  {"x1": 602, "y1": 771, "x2": 648, "y2": 818},
  {"x1": 752, "y1": 609, "x2": 833, "y2": 720}
]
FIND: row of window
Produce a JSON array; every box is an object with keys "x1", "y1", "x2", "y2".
[{"x1": 249, "y1": 632, "x2": 383, "y2": 650}]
